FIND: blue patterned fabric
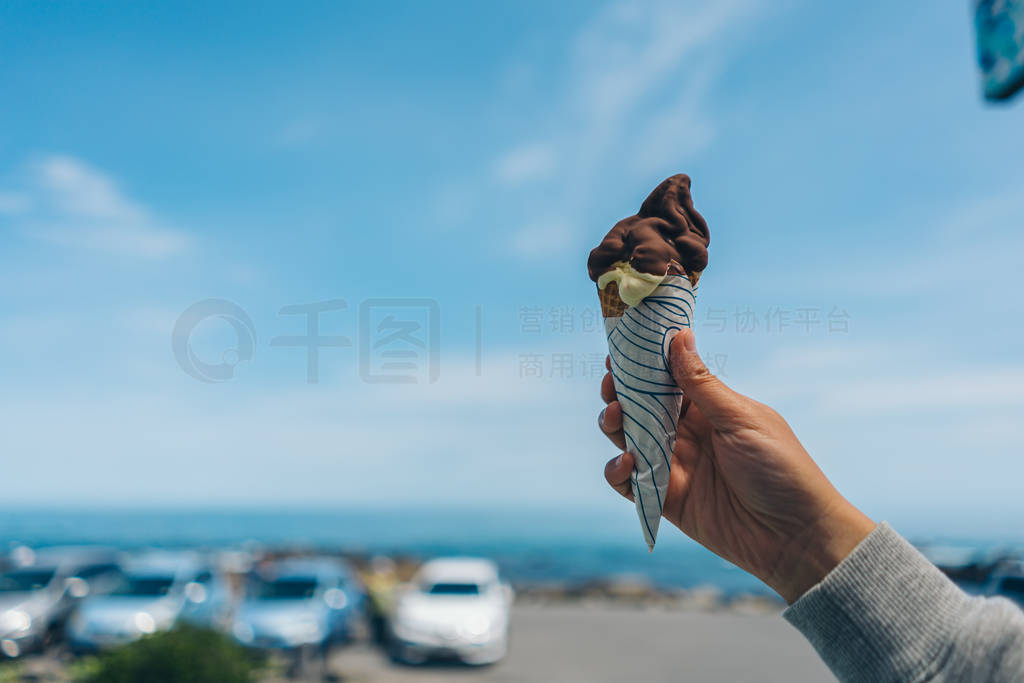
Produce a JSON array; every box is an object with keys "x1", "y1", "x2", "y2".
[{"x1": 603, "y1": 275, "x2": 696, "y2": 550}]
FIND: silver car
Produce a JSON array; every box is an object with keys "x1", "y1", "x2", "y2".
[
  {"x1": 0, "y1": 546, "x2": 122, "y2": 659},
  {"x1": 67, "y1": 551, "x2": 230, "y2": 653}
]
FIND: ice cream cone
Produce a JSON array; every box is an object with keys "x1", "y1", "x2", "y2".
[
  {"x1": 598, "y1": 281, "x2": 629, "y2": 318},
  {"x1": 588, "y1": 174, "x2": 710, "y2": 550},
  {"x1": 600, "y1": 274, "x2": 697, "y2": 550}
]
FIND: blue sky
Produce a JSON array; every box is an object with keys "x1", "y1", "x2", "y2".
[{"x1": 2, "y1": 1, "x2": 1023, "y2": 538}]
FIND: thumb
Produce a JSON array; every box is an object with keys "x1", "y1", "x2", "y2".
[{"x1": 669, "y1": 328, "x2": 744, "y2": 429}]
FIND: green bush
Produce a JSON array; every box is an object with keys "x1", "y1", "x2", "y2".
[
  {"x1": 0, "y1": 662, "x2": 22, "y2": 683},
  {"x1": 78, "y1": 624, "x2": 261, "y2": 683}
]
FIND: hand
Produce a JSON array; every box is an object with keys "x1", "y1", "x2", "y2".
[{"x1": 599, "y1": 328, "x2": 875, "y2": 603}]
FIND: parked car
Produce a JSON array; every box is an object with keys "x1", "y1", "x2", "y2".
[
  {"x1": 389, "y1": 557, "x2": 512, "y2": 665},
  {"x1": 231, "y1": 557, "x2": 366, "y2": 653},
  {"x1": 67, "y1": 551, "x2": 230, "y2": 653},
  {"x1": 987, "y1": 560, "x2": 1024, "y2": 607},
  {"x1": 0, "y1": 546, "x2": 122, "y2": 658}
]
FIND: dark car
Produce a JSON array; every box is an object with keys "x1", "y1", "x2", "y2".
[{"x1": 987, "y1": 560, "x2": 1024, "y2": 608}]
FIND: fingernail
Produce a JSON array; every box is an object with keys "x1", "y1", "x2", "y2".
[
  {"x1": 598, "y1": 408, "x2": 607, "y2": 429},
  {"x1": 614, "y1": 453, "x2": 623, "y2": 467},
  {"x1": 682, "y1": 328, "x2": 697, "y2": 352}
]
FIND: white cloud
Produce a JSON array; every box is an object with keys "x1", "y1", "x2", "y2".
[
  {"x1": 792, "y1": 185, "x2": 1024, "y2": 300},
  {"x1": 714, "y1": 338, "x2": 1024, "y2": 520},
  {"x1": 564, "y1": 0, "x2": 769, "y2": 175},
  {"x1": 493, "y1": 142, "x2": 557, "y2": 185},
  {"x1": 31, "y1": 221, "x2": 190, "y2": 258},
  {"x1": 478, "y1": 0, "x2": 768, "y2": 263},
  {"x1": 0, "y1": 348, "x2": 609, "y2": 506},
  {"x1": 626, "y1": 61, "x2": 720, "y2": 170},
  {"x1": 743, "y1": 341, "x2": 1024, "y2": 417},
  {"x1": 569, "y1": 0, "x2": 753, "y2": 128},
  {"x1": 35, "y1": 155, "x2": 146, "y2": 222},
  {"x1": 817, "y1": 368, "x2": 1024, "y2": 415},
  {"x1": 509, "y1": 217, "x2": 577, "y2": 258},
  {"x1": 936, "y1": 186, "x2": 1024, "y2": 241},
  {"x1": 6, "y1": 155, "x2": 190, "y2": 259}
]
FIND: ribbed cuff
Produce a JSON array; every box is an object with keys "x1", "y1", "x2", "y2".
[{"x1": 783, "y1": 522, "x2": 972, "y2": 682}]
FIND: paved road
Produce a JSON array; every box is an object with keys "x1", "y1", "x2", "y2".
[
  {"x1": 324, "y1": 605, "x2": 834, "y2": 683},
  {"x1": 8, "y1": 605, "x2": 833, "y2": 682}
]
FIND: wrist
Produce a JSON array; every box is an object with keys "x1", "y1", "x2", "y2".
[{"x1": 767, "y1": 500, "x2": 876, "y2": 604}]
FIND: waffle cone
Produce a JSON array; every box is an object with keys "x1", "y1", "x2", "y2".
[
  {"x1": 667, "y1": 260, "x2": 701, "y2": 287},
  {"x1": 598, "y1": 281, "x2": 629, "y2": 317}
]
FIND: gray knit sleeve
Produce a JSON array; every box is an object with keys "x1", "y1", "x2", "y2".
[{"x1": 782, "y1": 521, "x2": 1024, "y2": 682}]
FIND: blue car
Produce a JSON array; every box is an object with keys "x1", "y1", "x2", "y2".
[
  {"x1": 231, "y1": 557, "x2": 366, "y2": 653},
  {"x1": 67, "y1": 551, "x2": 231, "y2": 653}
]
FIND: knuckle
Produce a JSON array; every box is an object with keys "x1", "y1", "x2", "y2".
[
  {"x1": 688, "y1": 364, "x2": 718, "y2": 387},
  {"x1": 758, "y1": 403, "x2": 785, "y2": 424}
]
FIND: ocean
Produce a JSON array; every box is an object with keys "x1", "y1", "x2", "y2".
[
  {"x1": 4, "y1": 506, "x2": 1016, "y2": 597},
  {"x1": 0, "y1": 506, "x2": 771, "y2": 595}
]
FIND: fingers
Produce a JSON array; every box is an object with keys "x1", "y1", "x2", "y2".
[
  {"x1": 600, "y1": 371, "x2": 617, "y2": 404},
  {"x1": 598, "y1": 401, "x2": 626, "y2": 450},
  {"x1": 669, "y1": 328, "x2": 746, "y2": 430},
  {"x1": 604, "y1": 452, "x2": 635, "y2": 502},
  {"x1": 599, "y1": 360, "x2": 626, "y2": 449},
  {"x1": 680, "y1": 394, "x2": 692, "y2": 420}
]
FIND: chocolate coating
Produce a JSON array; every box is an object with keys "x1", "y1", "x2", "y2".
[{"x1": 587, "y1": 174, "x2": 710, "y2": 282}]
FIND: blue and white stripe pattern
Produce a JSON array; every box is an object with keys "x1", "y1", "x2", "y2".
[{"x1": 603, "y1": 274, "x2": 696, "y2": 550}]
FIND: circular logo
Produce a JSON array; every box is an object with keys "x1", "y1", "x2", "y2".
[{"x1": 171, "y1": 299, "x2": 256, "y2": 383}]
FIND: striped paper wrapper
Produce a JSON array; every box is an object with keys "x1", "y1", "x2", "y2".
[{"x1": 601, "y1": 274, "x2": 696, "y2": 550}]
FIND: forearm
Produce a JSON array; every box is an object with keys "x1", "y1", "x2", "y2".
[{"x1": 783, "y1": 522, "x2": 1024, "y2": 682}]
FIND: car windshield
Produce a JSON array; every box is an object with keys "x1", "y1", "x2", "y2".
[
  {"x1": 112, "y1": 575, "x2": 176, "y2": 597},
  {"x1": 77, "y1": 563, "x2": 121, "y2": 580},
  {"x1": 253, "y1": 577, "x2": 318, "y2": 600},
  {"x1": 426, "y1": 582, "x2": 480, "y2": 595},
  {"x1": 0, "y1": 569, "x2": 56, "y2": 593}
]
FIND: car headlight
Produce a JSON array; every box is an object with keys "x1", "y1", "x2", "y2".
[
  {"x1": 392, "y1": 612, "x2": 429, "y2": 639},
  {"x1": 232, "y1": 621, "x2": 254, "y2": 644},
  {"x1": 134, "y1": 612, "x2": 156, "y2": 635},
  {"x1": 457, "y1": 615, "x2": 493, "y2": 642},
  {"x1": 1, "y1": 610, "x2": 32, "y2": 635}
]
